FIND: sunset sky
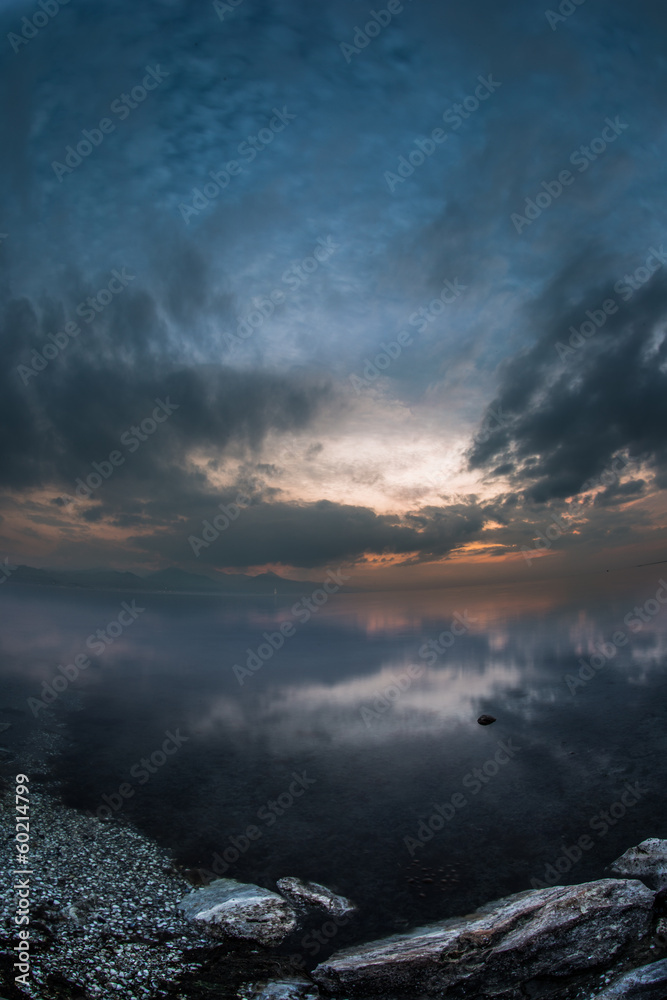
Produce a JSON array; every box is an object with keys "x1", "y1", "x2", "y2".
[{"x1": 1, "y1": 0, "x2": 667, "y2": 588}]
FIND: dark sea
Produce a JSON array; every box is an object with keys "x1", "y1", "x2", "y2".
[{"x1": 1, "y1": 564, "x2": 666, "y2": 954}]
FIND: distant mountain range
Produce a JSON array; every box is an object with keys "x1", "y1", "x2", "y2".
[{"x1": 4, "y1": 564, "x2": 321, "y2": 596}]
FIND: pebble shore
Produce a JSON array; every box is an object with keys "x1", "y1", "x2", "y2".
[{"x1": 0, "y1": 715, "x2": 224, "y2": 999}]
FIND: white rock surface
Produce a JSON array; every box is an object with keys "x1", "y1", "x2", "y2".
[
  {"x1": 313, "y1": 879, "x2": 655, "y2": 999},
  {"x1": 178, "y1": 878, "x2": 297, "y2": 946}
]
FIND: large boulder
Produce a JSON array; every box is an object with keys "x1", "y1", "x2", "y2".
[
  {"x1": 313, "y1": 879, "x2": 655, "y2": 999},
  {"x1": 610, "y1": 839, "x2": 667, "y2": 890},
  {"x1": 592, "y1": 958, "x2": 667, "y2": 999},
  {"x1": 178, "y1": 878, "x2": 297, "y2": 946},
  {"x1": 277, "y1": 877, "x2": 356, "y2": 917}
]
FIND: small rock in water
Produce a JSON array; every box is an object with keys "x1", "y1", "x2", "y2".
[
  {"x1": 276, "y1": 877, "x2": 356, "y2": 917},
  {"x1": 477, "y1": 714, "x2": 496, "y2": 726},
  {"x1": 178, "y1": 878, "x2": 297, "y2": 946}
]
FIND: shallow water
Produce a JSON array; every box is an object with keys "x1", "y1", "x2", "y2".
[{"x1": 1, "y1": 564, "x2": 666, "y2": 952}]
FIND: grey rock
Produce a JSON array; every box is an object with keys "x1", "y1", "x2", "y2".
[
  {"x1": 592, "y1": 957, "x2": 667, "y2": 998},
  {"x1": 610, "y1": 839, "x2": 667, "y2": 890},
  {"x1": 477, "y1": 714, "x2": 496, "y2": 726},
  {"x1": 178, "y1": 878, "x2": 297, "y2": 946},
  {"x1": 313, "y1": 879, "x2": 654, "y2": 999},
  {"x1": 277, "y1": 877, "x2": 356, "y2": 917},
  {"x1": 243, "y1": 977, "x2": 319, "y2": 999}
]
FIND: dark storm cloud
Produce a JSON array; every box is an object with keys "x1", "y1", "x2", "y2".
[
  {"x1": 593, "y1": 479, "x2": 647, "y2": 507},
  {"x1": 100, "y1": 483, "x2": 658, "y2": 571},
  {"x1": 0, "y1": 289, "x2": 331, "y2": 491},
  {"x1": 468, "y1": 268, "x2": 667, "y2": 502},
  {"x1": 131, "y1": 498, "x2": 489, "y2": 569}
]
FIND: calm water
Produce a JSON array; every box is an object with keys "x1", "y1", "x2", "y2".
[{"x1": 1, "y1": 566, "x2": 666, "y2": 954}]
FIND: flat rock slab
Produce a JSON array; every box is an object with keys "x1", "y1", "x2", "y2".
[
  {"x1": 610, "y1": 839, "x2": 667, "y2": 890},
  {"x1": 178, "y1": 878, "x2": 297, "y2": 946},
  {"x1": 313, "y1": 879, "x2": 655, "y2": 999},
  {"x1": 592, "y1": 957, "x2": 667, "y2": 999},
  {"x1": 277, "y1": 877, "x2": 356, "y2": 917}
]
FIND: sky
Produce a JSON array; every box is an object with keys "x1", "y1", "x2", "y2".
[{"x1": 1, "y1": 0, "x2": 667, "y2": 588}]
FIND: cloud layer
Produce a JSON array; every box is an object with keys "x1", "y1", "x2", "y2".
[{"x1": 1, "y1": 0, "x2": 666, "y2": 578}]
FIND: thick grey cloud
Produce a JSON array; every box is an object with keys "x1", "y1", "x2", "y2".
[
  {"x1": 133, "y1": 498, "x2": 489, "y2": 569},
  {"x1": 1, "y1": 290, "x2": 331, "y2": 491},
  {"x1": 468, "y1": 268, "x2": 667, "y2": 503}
]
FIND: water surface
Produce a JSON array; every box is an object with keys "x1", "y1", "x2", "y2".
[{"x1": 1, "y1": 565, "x2": 665, "y2": 953}]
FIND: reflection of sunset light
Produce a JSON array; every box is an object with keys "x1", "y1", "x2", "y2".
[
  {"x1": 248, "y1": 659, "x2": 523, "y2": 745},
  {"x1": 224, "y1": 582, "x2": 569, "y2": 636}
]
